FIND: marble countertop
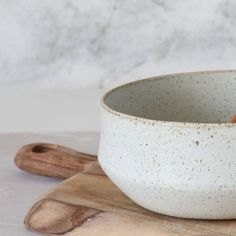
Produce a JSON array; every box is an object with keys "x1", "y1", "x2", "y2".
[
  {"x1": 0, "y1": 131, "x2": 99, "y2": 236},
  {"x1": 1, "y1": 0, "x2": 236, "y2": 89}
]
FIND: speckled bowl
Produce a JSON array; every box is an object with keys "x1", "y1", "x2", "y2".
[{"x1": 98, "y1": 70, "x2": 236, "y2": 219}]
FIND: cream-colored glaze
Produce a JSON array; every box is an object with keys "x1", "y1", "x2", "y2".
[{"x1": 98, "y1": 70, "x2": 236, "y2": 219}]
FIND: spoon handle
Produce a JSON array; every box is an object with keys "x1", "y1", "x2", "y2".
[
  {"x1": 229, "y1": 115, "x2": 236, "y2": 123},
  {"x1": 15, "y1": 143, "x2": 105, "y2": 179}
]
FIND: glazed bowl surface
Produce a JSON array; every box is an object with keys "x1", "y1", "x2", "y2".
[{"x1": 98, "y1": 70, "x2": 236, "y2": 219}]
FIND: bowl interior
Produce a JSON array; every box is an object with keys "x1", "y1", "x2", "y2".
[{"x1": 103, "y1": 71, "x2": 236, "y2": 123}]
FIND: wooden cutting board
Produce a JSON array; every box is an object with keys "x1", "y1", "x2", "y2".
[{"x1": 16, "y1": 143, "x2": 236, "y2": 236}]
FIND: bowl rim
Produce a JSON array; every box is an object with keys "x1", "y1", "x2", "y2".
[{"x1": 101, "y1": 70, "x2": 236, "y2": 128}]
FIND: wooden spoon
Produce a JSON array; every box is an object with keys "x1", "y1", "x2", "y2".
[
  {"x1": 229, "y1": 115, "x2": 236, "y2": 123},
  {"x1": 15, "y1": 143, "x2": 105, "y2": 179}
]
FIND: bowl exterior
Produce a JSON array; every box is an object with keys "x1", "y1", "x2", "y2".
[{"x1": 98, "y1": 108, "x2": 236, "y2": 219}]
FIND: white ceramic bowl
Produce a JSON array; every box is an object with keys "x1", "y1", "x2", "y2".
[{"x1": 98, "y1": 70, "x2": 236, "y2": 219}]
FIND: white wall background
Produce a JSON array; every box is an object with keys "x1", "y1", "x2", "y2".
[{"x1": 1, "y1": 0, "x2": 236, "y2": 89}]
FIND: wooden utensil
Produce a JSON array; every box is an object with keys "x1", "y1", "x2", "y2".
[
  {"x1": 229, "y1": 115, "x2": 236, "y2": 123},
  {"x1": 15, "y1": 143, "x2": 236, "y2": 235},
  {"x1": 15, "y1": 143, "x2": 104, "y2": 178},
  {"x1": 24, "y1": 173, "x2": 236, "y2": 236}
]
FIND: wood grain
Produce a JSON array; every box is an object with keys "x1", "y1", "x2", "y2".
[
  {"x1": 15, "y1": 143, "x2": 104, "y2": 178},
  {"x1": 16, "y1": 143, "x2": 236, "y2": 235},
  {"x1": 25, "y1": 173, "x2": 236, "y2": 236},
  {"x1": 25, "y1": 199, "x2": 100, "y2": 235}
]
